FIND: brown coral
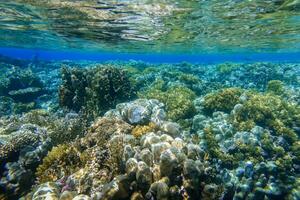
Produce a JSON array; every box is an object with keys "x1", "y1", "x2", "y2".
[
  {"x1": 36, "y1": 144, "x2": 87, "y2": 183},
  {"x1": 131, "y1": 122, "x2": 158, "y2": 138},
  {"x1": 79, "y1": 117, "x2": 133, "y2": 149}
]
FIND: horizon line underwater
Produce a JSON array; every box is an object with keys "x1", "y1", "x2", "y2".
[
  {"x1": 1, "y1": 47, "x2": 300, "y2": 63},
  {"x1": 1, "y1": 46, "x2": 300, "y2": 200}
]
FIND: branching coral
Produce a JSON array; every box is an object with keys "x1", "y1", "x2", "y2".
[
  {"x1": 0, "y1": 131, "x2": 40, "y2": 163},
  {"x1": 177, "y1": 73, "x2": 201, "y2": 85},
  {"x1": 80, "y1": 117, "x2": 133, "y2": 149},
  {"x1": 48, "y1": 113, "x2": 86, "y2": 146},
  {"x1": 233, "y1": 92, "x2": 299, "y2": 143},
  {"x1": 203, "y1": 88, "x2": 243, "y2": 114},
  {"x1": 59, "y1": 66, "x2": 88, "y2": 112},
  {"x1": 86, "y1": 66, "x2": 135, "y2": 117},
  {"x1": 36, "y1": 144, "x2": 87, "y2": 183},
  {"x1": 5, "y1": 109, "x2": 87, "y2": 147},
  {"x1": 266, "y1": 80, "x2": 285, "y2": 95},
  {"x1": 59, "y1": 66, "x2": 135, "y2": 119},
  {"x1": 202, "y1": 126, "x2": 236, "y2": 168}
]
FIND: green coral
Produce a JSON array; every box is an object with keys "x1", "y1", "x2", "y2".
[
  {"x1": 203, "y1": 88, "x2": 243, "y2": 114},
  {"x1": 21, "y1": 109, "x2": 52, "y2": 127},
  {"x1": 177, "y1": 73, "x2": 201, "y2": 85},
  {"x1": 59, "y1": 66, "x2": 87, "y2": 112},
  {"x1": 142, "y1": 67, "x2": 161, "y2": 74},
  {"x1": 233, "y1": 92, "x2": 299, "y2": 143},
  {"x1": 123, "y1": 64, "x2": 201, "y2": 94},
  {"x1": 216, "y1": 63, "x2": 239, "y2": 74},
  {"x1": 291, "y1": 141, "x2": 300, "y2": 164},
  {"x1": 21, "y1": 109, "x2": 86, "y2": 146},
  {"x1": 233, "y1": 141, "x2": 264, "y2": 163},
  {"x1": 202, "y1": 126, "x2": 237, "y2": 168},
  {"x1": 1, "y1": 109, "x2": 86, "y2": 147},
  {"x1": 202, "y1": 125, "x2": 265, "y2": 168},
  {"x1": 123, "y1": 66, "x2": 142, "y2": 87},
  {"x1": 36, "y1": 144, "x2": 87, "y2": 183},
  {"x1": 162, "y1": 70, "x2": 201, "y2": 87},
  {"x1": 140, "y1": 82, "x2": 196, "y2": 122},
  {"x1": 200, "y1": 88, "x2": 300, "y2": 168},
  {"x1": 86, "y1": 67, "x2": 135, "y2": 118},
  {"x1": 266, "y1": 80, "x2": 285, "y2": 95}
]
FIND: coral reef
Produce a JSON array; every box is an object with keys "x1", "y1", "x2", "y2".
[
  {"x1": 0, "y1": 59, "x2": 299, "y2": 200},
  {"x1": 207, "y1": 62, "x2": 299, "y2": 91},
  {"x1": 59, "y1": 66, "x2": 87, "y2": 112},
  {"x1": 105, "y1": 98, "x2": 166, "y2": 125},
  {"x1": 0, "y1": 66, "x2": 45, "y2": 103},
  {"x1": 131, "y1": 122, "x2": 158, "y2": 138},
  {"x1": 140, "y1": 84, "x2": 196, "y2": 122},
  {"x1": 0, "y1": 110, "x2": 86, "y2": 199},
  {"x1": 202, "y1": 88, "x2": 243, "y2": 114},
  {"x1": 24, "y1": 103, "x2": 223, "y2": 200},
  {"x1": 199, "y1": 87, "x2": 300, "y2": 144},
  {"x1": 0, "y1": 121, "x2": 51, "y2": 198},
  {"x1": 216, "y1": 62, "x2": 239, "y2": 74},
  {"x1": 59, "y1": 66, "x2": 135, "y2": 119},
  {"x1": 36, "y1": 144, "x2": 87, "y2": 183},
  {"x1": 0, "y1": 65, "x2": 47, "y2": 115},
  {"x1": 266, "y1": 80, "x2": 285, "y2": 95},
  {"x1": 233, "y1": 92, "x2": 300, "y2": 142},
  {"x1": 192, "y1": 88, "x2": 300, "y2": 199}
]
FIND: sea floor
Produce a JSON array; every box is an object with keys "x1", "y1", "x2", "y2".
[{"x1": 0, "y1": 56, "x2": 299, "y2": 199}]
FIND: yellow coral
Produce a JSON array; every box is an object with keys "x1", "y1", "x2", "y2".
[
  {"x1": 36, "y1": 144, "x2": 87, "y2": 183},
  {"x1": 132, "y1": 122, "x2": 158, "y2": 138}
]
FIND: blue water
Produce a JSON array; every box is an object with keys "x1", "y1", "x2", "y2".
[{"x1": 1, "y1": 47, "x2": 300, "y2": 63}]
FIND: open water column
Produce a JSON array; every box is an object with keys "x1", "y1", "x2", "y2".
[{"x1": 0, "y1": 1, "x2": 300, "y2": 200}]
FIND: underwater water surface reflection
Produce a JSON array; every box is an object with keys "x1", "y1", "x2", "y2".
[{"x1": 0, "y1": 0, "x2": 300, "y2": 52}]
